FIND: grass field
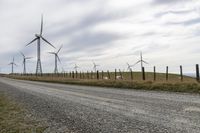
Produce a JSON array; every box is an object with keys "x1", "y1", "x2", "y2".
[
  {"x1": 9, "y1": 71, "x2": 196, "y2": 82},
  {"x1": 0, "y1": 94, "x2": 47, "y2": 133},
  {"x1": 6, "y1": 71, "x2": 200, "y2": 94}
]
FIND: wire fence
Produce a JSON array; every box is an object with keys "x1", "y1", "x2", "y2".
[{"x1": 9, "y1": 64, "x2": 200, "y2": 83}]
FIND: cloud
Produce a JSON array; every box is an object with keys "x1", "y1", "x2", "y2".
[
  {"x1": 0, "y1": 0, "x2": 200, "y2": 73},
  {"x1": 166, "y1": 17, "x2": 200, "y2": 26},
  {"x1": 152, "y1": 0, "x2": 190, "y2": 5}
]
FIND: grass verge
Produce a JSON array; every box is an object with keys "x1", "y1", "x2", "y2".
[
  {"x1": 0, "y1": 94, "x2": 47, "y2": 133},
  {"x1": 7, "y1": 75, "x2": 200, "y2": 94}
]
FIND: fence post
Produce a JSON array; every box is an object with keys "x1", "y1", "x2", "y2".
[
  {"x1": 154, "y1": 66, "x2": 156, "y2": 81},
  {"x1": 166, "y1": 66, "x2": 168, "y2": 81},
  {"x1": 72, "y1": 71, "x2": 74, "y2": 79},
  {"x1": 80, "y1": 71, "x2": 82, "y2": 79},
  {"x1": 115, "y1": 69, "x2": 117, "y2": 80},
  {"x1": 75, "y1": 71, "x2": 78, "y2": 78},
  {"x1": 142, "y1": 67, "x2": 145, "y2": 80},
  {"x1": 180, "y1": 65, "x2": 183, "y2": 82},
  {"x1": 196, "y1": 64, "x2": 199, "y2": 82},
  {"x1": 130, "y1": 68, "x2": 133, "y2": 80},
  {"x1": 102, "y1": 71, "x2": 104, "y2": 79},
  {"x1": 119, "y1": 69, "x2": 123, "y2": 80},
  {"x1": 97, "y1": 70, "x2": 99, "y2": 80},
  {"x1": 107, "y1": 70, "x2": 110, "y2": 79}
]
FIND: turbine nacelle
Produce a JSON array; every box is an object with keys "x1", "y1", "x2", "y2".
[{"x1": 35, "y1": 34, "x2": 41, "y2": 38}]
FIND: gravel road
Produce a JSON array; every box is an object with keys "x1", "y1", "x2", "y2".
[{"x1": 0, "y1": 77, "x2": 200, "y2": 133}]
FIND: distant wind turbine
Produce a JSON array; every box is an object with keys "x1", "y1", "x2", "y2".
[
  {"x1": 8, "y1": 57, "x2": 17, "y2": 74},
  {"x1": 126, "y1": 63, "x2": 134, "y2": 71},
  {"x1": 26, "y1": 15, "x2": 55, "y2": 75},
  {"x1": 74, "y1": 64, "x2": 79, "y2": 71},
  {"x1": 134, "y1": 52, "x2": 148, "y2": 72},
  {"x1": 93, "y1": 61, "x2": 100, "y2": 72},
  {"x1": 48, "y1": 45, "x2": 63, "y2": 74},
  {"x1": 20, "y1": 52, "x2": 32, "y2": 74}
]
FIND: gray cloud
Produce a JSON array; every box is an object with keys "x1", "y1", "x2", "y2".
[
  {"x1": 152, "y1": 0, "x2": 190, "y2": 5},
  {"x1": 66, "y1": 31, "x2": 123, "y2": 52},
  {"x1": 165, "y1": 17, "x2": 200, "y2": 26},
  {"x1": 155, "y1": 9, "x2": 192, "y2": 18},
  {"x1": 48, "y1": 6, "x2": 132, "y2": 40},
  {"x1": 0, "y1": 0, "x2": 200, "y2": 73}
]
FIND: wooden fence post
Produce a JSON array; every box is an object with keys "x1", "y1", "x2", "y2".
[
  {"x1": 154, "y1": 66, "x2": 156, "y2": 81},
  {"x1": 97, "y1": 70, "x2": 99, "y2": 80},
  {"x1": 119, "y1": 69, "x2": 122, "y2": 80},
  {"x1": 166, "y1": 66, "x2": 168, "y2": 81},
  {"x1": 180, "y1": 65, "x2": 183, "y2": 82},
  {"x1": 73, "y1": 71, "x2": 75, "y2": 79},
  {"x1": 130, "y1": 68, "x2": 133, "y2": 80},
  {"x1": 107, "y1": 70, "x2": 110, "y2": 79},
  {"x1": 142, "y1": 67, "x2": 145, "y2": 80},
  {"x1": 196, "y1": 64, "x2": 199, "y2": 82},
  {"x1": 75, "y1": 71, "x2": 78, "y2": 78},
  {"x1": 115, "y1": 69, "x2": 117, "y2": 80}
]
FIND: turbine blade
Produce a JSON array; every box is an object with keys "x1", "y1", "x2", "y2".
[
  {"x1": 48, "y1": 52, "x2": 55, "y2": 54},
  {"x1": 20, "y1": 52, "x2": 25, "y2": 57},
  {"x1": 26, "y1": 57, "x2": 33, "y2": 59},
  {"x1": 40, "y1": 14, "x2": 43, "y2": 35},
  {"x1": 26, "y1": 37, "x2": 38, "y2": 46},
  {"x1": 142, "y1": 60, "x2": 148, "y2": 64},
  {"x1": 133, "y1": 60, "x2": 141, "y2": 66},
  {"x1": 41, "y1": 36, "x2": 55, "y2": 48},
  {"x1": 57, "y1": 45, "x2": 63, "y2": 54}
]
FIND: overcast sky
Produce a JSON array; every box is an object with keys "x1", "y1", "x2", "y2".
[{"x1": 0, "y1": 0, "x2": 200, "y2": 73}]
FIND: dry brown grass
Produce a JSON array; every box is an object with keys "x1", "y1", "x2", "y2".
[
  {"x1": 0, "y1": 94, "x2": 47, "y2": 133},
  {"x1": 6, "y1": 72, "x2": 200, "y2": 94}
]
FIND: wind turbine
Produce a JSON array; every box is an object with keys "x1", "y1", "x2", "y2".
[
  {"x1": 93, "y1": 61, "x2": 99, "y2": 72},
  {"x1": 20, "y1": 52, "x2": 32, "y2": 74},
  {"x1": 26, "y1": 15, "x2": 55, "y2": 75},
  {"x1": 8, "y1": 57, "x2": 17, "y2": 74},
  {"x1": 126, "y1": 63, "x2": 134, "y2": 71},
  {"x1": 134, "y1": 52, "x2": 148, "y2": 72},
  {"x1": 74, "y1": 64, "x2": 79, "y2": 72},
  {"x1": 48, "y1": 45, "x2": 62, "y2": 74}
]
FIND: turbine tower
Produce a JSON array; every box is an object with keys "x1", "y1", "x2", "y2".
[
  {"x1": 134, "y1": 52, "x2": 148, "y2": 72},
  {"x1": 8, "y1": 57, "x2": 17, "y2": 74},
  {"x1": 93, "y1": 61, "x2": 99, "y2": 72},
  {"x1": 26, "y1": 15, "x2": 55, "y2": 75},
  {"x1": 48, "y1": 45, "x2": 62, "y2": 74},
  {"x1": 20, "y1": 52, "x2": 32, "y2": 74}
]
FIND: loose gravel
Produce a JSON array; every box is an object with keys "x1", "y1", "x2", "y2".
[{"x1": 0, "y1": 77, "x2": 200, "y2": 133}]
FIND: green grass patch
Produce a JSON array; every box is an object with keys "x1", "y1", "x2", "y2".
[{"x1": 0, "y1": 94, "x2": 47, "y2": 133}]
